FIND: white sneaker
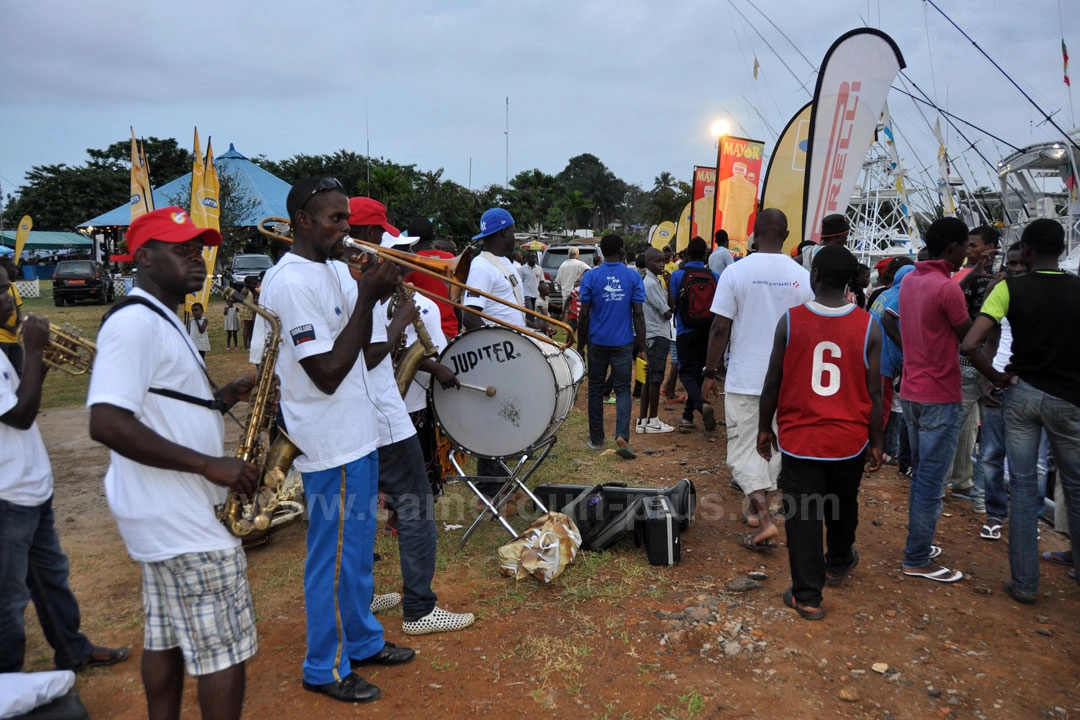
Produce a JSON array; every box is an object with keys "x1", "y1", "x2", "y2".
[
  {"x1": 636, "y1": 418, "x2": 648, "y2": 435},
  {"x1": 646, "y1": 418, "x2": 675, "y2": 434},
  {"x1": 402, "y1": 606, "x2": 475, "y2": 635},
  {"x1": 370, "y1": 592, "x2": 401, "y2": 613}
]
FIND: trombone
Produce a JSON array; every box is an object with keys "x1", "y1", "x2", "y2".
[
  {"x1": 257, "y1": 216, "x2": 574, "y2": 350},
  {"x1": 16, "y1": 316, "x2": 96, "y2": 375}
]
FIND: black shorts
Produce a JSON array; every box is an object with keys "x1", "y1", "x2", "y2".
[{"x1": 645, "y1": 337, "x2": 670, "y2": 384}]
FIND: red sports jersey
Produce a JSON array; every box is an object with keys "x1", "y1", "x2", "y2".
[{"x1": 777, "y1": 302, "x2": 873, "y2": 460}]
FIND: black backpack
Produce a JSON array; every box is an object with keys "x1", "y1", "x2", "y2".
[{"x1": 676, "y1": 267, "x2": 717, "y2": 330}]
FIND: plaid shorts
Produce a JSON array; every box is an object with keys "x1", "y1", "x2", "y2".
[{"x1": 142, "y1": 546, "x2": 258, "y2": 676}]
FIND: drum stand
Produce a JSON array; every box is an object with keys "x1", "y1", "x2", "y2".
[{"x1": 453, "y1": 436, "x2": 556, "y2": 551}]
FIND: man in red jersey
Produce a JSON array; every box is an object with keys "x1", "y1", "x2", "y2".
[{"x1": 757, "y1": 245, "x2": 883, "y2": 620}]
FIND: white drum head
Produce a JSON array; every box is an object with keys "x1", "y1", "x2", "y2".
[
  {"x1": 562, "y1": 347, "x2": 585, "y2": 384},
  {"x1": 432, "y1": 327, "x2": 561, "y2": 458}
]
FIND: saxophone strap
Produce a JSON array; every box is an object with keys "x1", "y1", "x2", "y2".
[{"x1": 101, "y1": 297, "x2": 234, "y2": 419}]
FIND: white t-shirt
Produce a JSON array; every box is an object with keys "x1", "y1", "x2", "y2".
[
  {"x1": 0, "y1": 352, "x2": 53, "y2": 506},
  {"x1": 464, "y1": 254, "x2": 526, "y2": 329},
  {"x1": 402, "y1": 291, "x2": 448, "y2": 413},
  {"x1": 520, "y1": 263, "x2": 543, "y2": 299},
  {"x1": 992, "y1": 318, "x2": 1013, "y2": 373},
  {"x1": 555, "y1": 258, "x2": 590, "y2": 294},
  {"x1": 369, "y1": 298, "x2": 418, "y2": 447},
  {"x1": 259, "y1": 254, "x2": 379, "y2": 472},
  {"x1": 710, "y1": 253, "x2": 813, "y2": 395},
  {"x1": 87, "y1": 288, "x2": 238, "y2": 562}
]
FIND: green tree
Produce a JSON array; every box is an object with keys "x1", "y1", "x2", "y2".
[
  {"x1": 557, "y1": 154, "x2": 627, "y2": 230},
  {"x1": 86, "y1": 136, "x2": 192, "y2": 188},
  {"x1": 356, "y1": 165, "x2": 415, "y2": 224},
  {"x1": 506, "y1": 169, "x2": 561, "y2": 232},
  {"x1": 166, "y1": 170, "x2": 260, "y2": 261}
]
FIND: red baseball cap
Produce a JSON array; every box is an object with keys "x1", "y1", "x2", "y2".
[
  {"x1": 348, "y1": 197, "x2": 400, "y2": 236},
  {"x1": 874, "y1": 257, "x2": 892, "y2": 274},
  {"x1": 111, "y1": 206, "x2": 222, "y2": 262}
]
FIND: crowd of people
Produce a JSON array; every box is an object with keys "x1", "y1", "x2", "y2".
[{"x1": 2, "y1": 180, "x2": 1077, "y2": 718}]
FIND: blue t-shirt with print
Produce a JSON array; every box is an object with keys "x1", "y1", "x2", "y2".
[{"x1": 580, "y1": 262, "x2": 646, "y2": 347}]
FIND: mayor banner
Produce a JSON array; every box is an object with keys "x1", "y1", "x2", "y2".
[
  {"x1": 690, "y1": 166, "x2": 716, "y2": 244},
  {"x1": 713, "y1": 137, "x2": 764, "y2": 256},
  {"x1": 761, "y1": 102, "x2": 812, "y2": 255},
  {"x1": 802, "y1": 28, "x2": 905, "y2": 243}
]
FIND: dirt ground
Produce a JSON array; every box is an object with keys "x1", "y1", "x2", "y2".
[{"x1": 23, "y1": 394, "x2": 1080, "y2": 720}]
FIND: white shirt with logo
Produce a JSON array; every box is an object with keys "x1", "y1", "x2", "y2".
[
  {"x1": 464, "y1": 254, "x2": 526, "y2": 329},
  {"x1": 259, "y1": 254, "x2": 379, "y2": 472},
  {"x1": 710, "y1": 253, "x2": 813, "y2": 395},
  {"x1": 0, "y1": 352, "x2": 53, "y2": 507},
  {"x1": 87, "y1": 288, "x2": 239, "y2": 562}
]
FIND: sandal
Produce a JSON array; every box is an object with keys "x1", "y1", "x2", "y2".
[
  {"x1": 68, "y1": 645, "x2": 130, "y2": 673},
  {"x1": 782, "y1": 587, "x2": 824, "y2": 620},
  {"x1": 664, "y1": 395, "x2": 688, "y2": 404},
  {"x1": 738, "y1": 532, "x2": 777, "y2": 552},
  {"x1": 980, "y1": 521, "x2": 1003, "y2": 541},
  {"x1": 825, "y1": 549, "x2": 859, "y2": 587},
  {"x1": 902, "y1": 564, "x2": 963, "y2": 583},
  {"x1": 1042, "y1": 550, "x2": 1073, "y2": 566}
]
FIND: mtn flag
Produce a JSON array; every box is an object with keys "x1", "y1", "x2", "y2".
[
  {"x1": 187, "y1": 138, "x2": 223, "y2": 311},
  {"x1": 129, "y1": 127, "x2": 153, "y2": 223}
]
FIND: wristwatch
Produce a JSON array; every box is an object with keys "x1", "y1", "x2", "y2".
[{"x1": 702, "y1": 367, "x2": 719, "y2": 379}]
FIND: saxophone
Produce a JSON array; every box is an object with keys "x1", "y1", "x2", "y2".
[
  {"x1": 390, "y1": 284, "x2": 438, "y2": 398},
  {"x1": 219, "y1": 288, "x2": 304, "y2": 537}
]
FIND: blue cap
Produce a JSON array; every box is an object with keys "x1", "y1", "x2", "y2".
[{"x1": 472, "y1": 208, "x2": 515, "y2": 241}]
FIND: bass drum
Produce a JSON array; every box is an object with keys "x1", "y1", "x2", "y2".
[{"x1": 431, "y1": 326, "x2": 582, "y2": 459}]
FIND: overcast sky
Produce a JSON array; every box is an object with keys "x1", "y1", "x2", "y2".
[{"x1": 1, "y1": 0, "x2": 1075, "y2": 203}]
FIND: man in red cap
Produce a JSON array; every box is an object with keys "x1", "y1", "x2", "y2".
[{"x1": 89, "y1": 206, "x2": 262, "y2": 719}]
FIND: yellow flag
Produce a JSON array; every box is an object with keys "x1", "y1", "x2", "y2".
[
  {"x1": 188, "y1": 138, "x2": 222, "y2": 310},
  {"x1": 14, "y1": 215, "x2": 32, "y2": 265},
  {"x1": 188, "y1": 128, "x2": 207, "y2": 229},
  {"x1": 129, "y1": 127, "x2": 153, "y2": 223},
  {"x1": 674, "y1": 202, "x2": 692, "y2": 252}
]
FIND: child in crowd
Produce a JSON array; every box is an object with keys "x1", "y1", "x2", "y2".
[
  {"x1": 188, "y1": 302, "x2": 210, "y2": 359},
  {"x1": 238, "y1": 275, "x2": 258, "y2": 350},
  {"x1": 223, "y1": 297, "x2": 240, "y2": 351},
  {"x1": 535, "y1": 282, "x2": 556, "y2": 338}
]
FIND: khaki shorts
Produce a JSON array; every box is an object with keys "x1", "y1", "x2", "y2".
[
  {"x1": 142, "y1": 546, "x2": 257, "y2": 676},
  {"x1": 725, "y1": 392, "x2": 781, "y2": 494}
]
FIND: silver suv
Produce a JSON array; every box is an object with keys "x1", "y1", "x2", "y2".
[
  {"x1": 224, "y1": 253, "x2": 273, "y2": 292},
  {"x1": 540, "y1": 244, "x2": 603, "y2": 316}
]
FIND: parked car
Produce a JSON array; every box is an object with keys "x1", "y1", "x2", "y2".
[
  {"x1": 52, "y1": 260, "x2": 114, "y2": 306},
  {"x1": 223, "y1": 253, "x2": 274, "y2": 292},
  {"x1": 539, "y1": 244, "x2": 603, "y2": 316}
]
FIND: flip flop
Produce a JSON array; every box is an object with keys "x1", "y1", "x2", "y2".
[
  {"x1": 929, "y1": 545, "x2": 942, "y2": 560},
  {"x1": 1042, "y1": 551, "x2": 1073, "y2": 566},
  {"x1": 902, "y1": 565, "x2": 963, "y2": 583},
  {"x1": 782, "y1": 587, "x2": 824, "y2": 620},
  {"x1": 664, "y1": 395, "x2": 688, "y2": 404},
  {"x1": 68, "y1": 646, "x2": 130, "y2": 673},
  {"x1": 825, "y1": 548, "x2": 859, "y2": 587},
  {"x1": 980, "y1": 522, "x2": 1003, "y2": 541},
  {"x1": 738, "y1": 532, "x2": 777, "y2": 552}
]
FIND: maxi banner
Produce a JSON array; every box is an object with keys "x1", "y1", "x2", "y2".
[
  {"x1": 761, "y1": 102, "x2": 812, "y2": 255},
  {"x1": 802, "y1": 28, "x2": 905, "y2": 244},
  {"x1": 713, "y1": 137, "x2": 764, "y2": 256},
  {"x1": 690, "y1": 166, "x2": 716, "y2": 244}
]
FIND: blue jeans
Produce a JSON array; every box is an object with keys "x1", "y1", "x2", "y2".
[
  {"x1": 975, "y1": 388, "x2": 1008, "y2": 521},
  {"x1": 0, "y1": 496, "x2": 93, "y2": 672},
  {"x1": 587, "y1": 343, "x2": 633, "y2": 444},
  {"x1": 378, "y1": 436, "x2": 438, "y2": 621},
  {"x1": 901, "y1": 399, "x2": 964, "y2": 567},
  {"x1": 1003, "y1": 380, "x2": 1080, "y2": 596}
]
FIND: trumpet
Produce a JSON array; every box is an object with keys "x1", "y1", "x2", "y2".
[
  {"x1": 16, "y1": 316, "x2": 96, "y2": 375},
  {"x1": 257, "y1": 216, "x2": 575, "y2": 350}
]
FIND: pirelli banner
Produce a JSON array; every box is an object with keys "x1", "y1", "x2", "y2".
[
  {"x1": 690, "y1": 166, "x2": 716, "y2": 244},
  {"x1": 713, "y1": 137, "x2": 764, "y2": 257},
  {"x1": 802, "y1": 28, "x2": 905, "y2": 244}
]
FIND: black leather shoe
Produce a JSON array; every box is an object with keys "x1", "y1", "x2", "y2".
[
  {"x1": 352, "y1": 641, "x2": 416, "y2": 667},
  {"x1": 302, "y1": 673, "x2": 381, "y2": 703}
]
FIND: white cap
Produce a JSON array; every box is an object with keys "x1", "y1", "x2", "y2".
[{"x1": 381, "y1": 231, "x2": 417, "y2": 249}]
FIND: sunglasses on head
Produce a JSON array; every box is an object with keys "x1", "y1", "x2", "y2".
[{"x1": 299, "y1": 177, "x2": 345, "y2": 212}]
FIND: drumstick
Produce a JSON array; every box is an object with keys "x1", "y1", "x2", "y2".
[{"x1": 459, "y1": 383, "x2": 496, "y2": 397}]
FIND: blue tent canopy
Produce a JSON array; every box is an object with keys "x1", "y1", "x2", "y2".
[{"x1": 79, "y1": 144, "x2": 290, "y2": 228}]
